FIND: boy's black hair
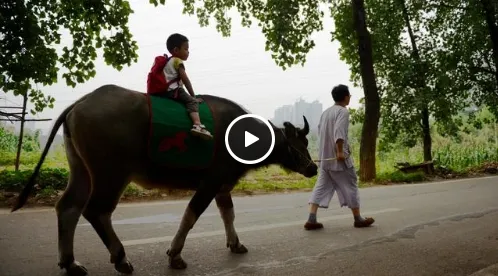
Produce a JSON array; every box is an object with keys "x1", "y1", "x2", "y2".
[
  {"x1": 331, "y1": 84, "x2": 350, "y2": 102},
  {"x1": 166, "y1": 33, "x2": 189, "y2": 53}
]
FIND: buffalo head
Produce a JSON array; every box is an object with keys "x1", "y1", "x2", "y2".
[{"x1": 274, "y1": 116, "x2": 318, "y2": 178}]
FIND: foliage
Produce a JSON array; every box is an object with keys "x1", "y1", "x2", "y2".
[
  {"x1": 1, "y1": 0, "x2": 139, "y2": 114},
  {"x1": 422, "y1": 0, "x2": 498, "y2": 117},
  {"x1": 434, "y1": 145, "x2": 498, "y2": 172},
  {"x1": 0, "y1": 168, "x2": 68, "y2": 192},
  {"x1": 0, "y1": 127, "x2": 40, "y2": 152},
  {"x1": 376, "y1": 170, "x2": 426, "y2": 183},
  {"x1": 346, "y1": 105, "x2": 498, "y2": 172},
  {"x1": 349, "y1": 98, "x2": 365, "y2": 125},
  {"x1": 330, "y1": 0, "x2": 475, "y2": 159},
  {"x1": 0, "y1": 151, "x2": 42, "y2": 166},
  {"x1": 0, "y1": 127, "x2": 18, "y2": 152},
  {"x1": 149, "y1": 0, "x2": 325, "y2": 70}
]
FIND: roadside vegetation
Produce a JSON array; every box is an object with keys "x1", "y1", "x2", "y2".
[{"x1": 1, "y1": 107, "x2": 496, "y2": 208}]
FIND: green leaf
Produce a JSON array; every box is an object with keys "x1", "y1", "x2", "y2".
[{"x1": 1, "y1": 0, "x2": 138, "y2": 114}]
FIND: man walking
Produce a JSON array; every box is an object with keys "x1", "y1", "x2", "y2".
[{"x1": 304, "y1": 84, "x2": 375, "y2": 230}]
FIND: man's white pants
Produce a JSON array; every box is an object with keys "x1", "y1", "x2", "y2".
[{"x1": 308, "y1": 166, "x2": 360, "y2": 209}]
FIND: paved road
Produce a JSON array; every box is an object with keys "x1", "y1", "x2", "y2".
[{"x1": 1, "y1": 176, "x2": 498, "y2": 276}]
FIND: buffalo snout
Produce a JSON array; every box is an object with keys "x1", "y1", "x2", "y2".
[{"x1": 303, "y1": 163, "x2": 318, "y2": 178}]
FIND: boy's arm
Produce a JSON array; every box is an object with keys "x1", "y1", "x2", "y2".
[{"x1": 177, "y1": 65, "x2": 195, "y2": 97}]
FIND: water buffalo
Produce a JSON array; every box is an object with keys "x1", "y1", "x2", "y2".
[{"x1": 11, "y1": 84, "x2": 318, "y2": 275}]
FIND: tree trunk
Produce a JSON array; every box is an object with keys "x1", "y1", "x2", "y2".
[
  {"x1": 15, "y1": 93, "x2": 27, "y2": 171},
  {"x1": 351, "y1": 0, "x2": 381, "y2": 181},
  {"x1": 399, "y1": 0, "x2": 433, "y2": 162},
  {"x1": 421, "y1": 107, "x2": 432, "y2": 161},
  {"x1": 481, "y1": 0, "x2": 498, "y2": 90}
]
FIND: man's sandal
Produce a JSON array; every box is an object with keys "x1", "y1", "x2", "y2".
[
  {"x1": 354, "y1": 217, "x2": 375, "y2": 228},
  {"x1": 304, "y1": 221, "x2": 324, "y2": 230}
]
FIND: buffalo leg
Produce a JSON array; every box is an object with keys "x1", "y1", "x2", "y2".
[
  {"x1": 167, "y1": 183, "x2": 219, "y2": 269},
  {"x1": 215, "y1": 192, "x2": 247, "y2": 253},
  {"x1": 82, "y1": 173, "x2": 134, "y2": 274},
  {"x1": 56, "y1": 138, "x2": 91, "y2": 276}
]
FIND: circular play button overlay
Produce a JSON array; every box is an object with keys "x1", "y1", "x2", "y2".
[{"x1": 225, "y1": 114, "x2": 275, "y2": 164}]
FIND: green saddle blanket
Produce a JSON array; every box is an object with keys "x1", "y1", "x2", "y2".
[{"x1": 147, "y1": 95, "x2": 216, "y2": 169}]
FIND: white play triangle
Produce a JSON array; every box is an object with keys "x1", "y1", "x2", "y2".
[{"x1": 244, "y1": 131, "x2": 259, "y2": 147}]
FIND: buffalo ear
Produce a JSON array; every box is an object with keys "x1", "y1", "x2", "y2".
[
  {"x1": 283, "y1": 122, "x2": 297, "y2": 137},
  {"x1": 298, "y1": 116, "x2": 310, "y2": 136}
]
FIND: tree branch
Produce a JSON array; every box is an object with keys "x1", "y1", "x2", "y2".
[
  {"x1": 459, "y1": 65, "x2": 496, "y2": 75},
  {"x1": 426, "y1": 2, "x2": 469, "y2": 10}
]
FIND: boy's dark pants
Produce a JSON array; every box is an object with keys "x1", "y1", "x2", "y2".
[{"x1": 157, "y1": 88, "x2": 198, "y2": 113}]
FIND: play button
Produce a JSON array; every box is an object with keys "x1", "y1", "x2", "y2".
[
  {"x1": 225, "y1": 114, "x2": 275, "y2": 164},
  {"x1": 245, "y1": 131, "x2": 259, "y2": 147}
]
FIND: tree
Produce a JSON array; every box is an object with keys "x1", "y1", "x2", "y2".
[
  {"x1": 480, "y1": 0, "x2": 498, "y2": 87},
  {"x1": 1, "y1": 0, "x2": 139, "y2": 115},
  {"x1": 398, "y1": 0, "x2": 432, "y2": 161},
  {"x1": 330, "y1": 0, "x2": 477, "y2": 167},
  {"x1": 150, "y1": 0, "x2": 326, "y2": 70},
  {"x1": 350, "y1": 0, "x2": 381, "y2": 181},
  {"x1": 150, "y1": 0, "x2": 381, "y2": 180},
  {"x1": 424, "y1": 0, "x2": 498, "y2": 116}
]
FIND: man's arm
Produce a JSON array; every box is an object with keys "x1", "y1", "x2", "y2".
[
  {"x1": 336, "y1": 139, "x2": 345, "y2": 161},
  {"x1": 178, "y1": 65, "x2": 195, "y2": 97},
  {"x1": 334, "y1": 109, "x2": 349, "y2": 161}
]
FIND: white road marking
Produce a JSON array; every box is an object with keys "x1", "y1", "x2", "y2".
[
  {"x1": 0, "y1": 207, "x2": 54, "y2": 215},
  {"x1": 371, "y1": 175, "x2": 498, "y2": 189},
  {"x1": 79, "y1": 206, "x2": 295, "y2": 226},
  {"x1": 122, "y1": 208, "x2": 402, "y2": 246},
  {"x1": 1, "y1": 175, "x2": 496, "y2": 215}
]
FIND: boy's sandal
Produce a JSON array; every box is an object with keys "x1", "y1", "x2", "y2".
[{"x1": 191, "y1": 125, "x2": 213, "y2": 140}]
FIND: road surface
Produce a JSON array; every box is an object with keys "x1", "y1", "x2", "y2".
[{"x1": 1, "y1": 176, "x2": 498, "y2": 276}]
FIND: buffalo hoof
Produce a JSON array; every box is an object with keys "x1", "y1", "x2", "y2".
[
  {"x1": 167, "y1": 249, "x2": 187, "y2": 270},
  {"x1": 65, "y1": 261, "x2": 88, "y2": 276},
  {"x1": 169, "y1": 257, "x2": 187, "y2": 270},
  {"x1": 115, "y1": 259, "x2": 134, "y2": 274},
  {"x1": 229, "y1": 243, "x2": 248, "y2": 254}
]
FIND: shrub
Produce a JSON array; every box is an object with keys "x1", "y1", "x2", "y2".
[
  {"x1": 376, "y1": 170, "x2": 426, "y2": 183},
  {"x1": 0, "y1": 127, "x2": 41, "y2": 152},
  {"x1": 0, "y1": 168, "x2": 69, "y2": 192},
  {"x1": 0, "y1": 151, "x2": 42, "y2": 166}
]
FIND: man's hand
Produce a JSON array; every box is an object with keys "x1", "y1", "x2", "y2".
[
  {"x1": 195, "y1": 98, "x2": 203, "y2": 103},
  {"x1": 336, "y1": 139, "x2": 346, "y2": 161},
  {"x1": 336, "y1": 151, "x2": 346, "y2": 161}
]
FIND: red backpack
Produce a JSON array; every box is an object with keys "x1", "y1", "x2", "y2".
[{"x1": 146, "y1": 54, "x2": 180, "y2": 95}]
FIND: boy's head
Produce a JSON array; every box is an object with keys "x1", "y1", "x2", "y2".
[
  {"x1": 166, "y1": 33, "x2": 189, "y2": 60},
  {"x1": 331, "y1": 84, "x2": 351, "y2": 105}
]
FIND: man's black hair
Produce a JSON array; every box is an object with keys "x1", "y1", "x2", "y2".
[
  {"x1": 166, "y1": 33, "x2": 189, "y2": 53},
  {"x1": 331, "y1": 84, "x2": 350, "y2": 102}
]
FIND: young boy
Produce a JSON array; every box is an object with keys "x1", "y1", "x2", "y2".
[{"x1": 162, "y1": 33, "x2": 213, "y2": 140}]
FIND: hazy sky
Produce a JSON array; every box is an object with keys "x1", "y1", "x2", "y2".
[{"x1": 1, "y1": 0, "x2": 363, "y2": 134}]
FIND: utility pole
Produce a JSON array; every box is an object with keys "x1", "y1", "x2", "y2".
[{"x1": 14, "y1": 94, "x2": 28, "y2": 171}]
